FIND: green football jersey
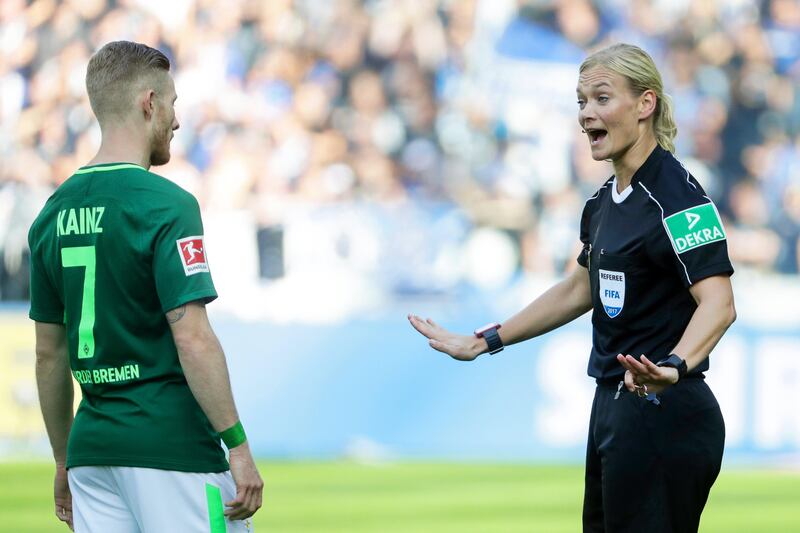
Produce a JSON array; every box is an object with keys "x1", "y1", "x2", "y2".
[{"x1": 28, "y1": 162, "x2": 228, "y2": 473}]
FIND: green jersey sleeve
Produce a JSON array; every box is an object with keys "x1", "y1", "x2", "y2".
[
  {"x1": 28, "y1": 221, "x2": 65, "y2": 323},
  {"x1": 152, "y1": 193, "x2": 217, "y2": 313}
]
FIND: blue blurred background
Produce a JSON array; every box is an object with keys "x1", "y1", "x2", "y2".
[{"x1": 1, "y1": 0, "x2": 799, "y2": 465}]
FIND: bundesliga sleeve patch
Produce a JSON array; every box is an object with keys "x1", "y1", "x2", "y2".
[
  {"x1": 176, "y1": 236, "x2": 210, "y2": 276},
  {"x1": 664, "y1": 203, "x2": 726, "y2": 254}
]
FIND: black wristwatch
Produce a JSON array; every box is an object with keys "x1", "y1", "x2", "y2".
[
  {"x1": 656, "y1": 354, "x2": 688, "y2": 380},
  {"x1": 474, "y1": 323, "x2": 504, "y2": 355}
]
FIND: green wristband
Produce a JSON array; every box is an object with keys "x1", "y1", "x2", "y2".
[{"x1": 219, "y1": 421, "x2": 247, "y2": 449}]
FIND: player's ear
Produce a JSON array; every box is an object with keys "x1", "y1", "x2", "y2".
[
  {"x1": 141, "y1": 89, "x2": 156, "y2": 121},
  {"x1": 638, "y1": 89, "x2": 656, "y2": 121}
]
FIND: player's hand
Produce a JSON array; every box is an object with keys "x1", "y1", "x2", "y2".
[
  {"x1": 617, "y1": 354, "x2": 678, "y2": 395},
  {"x1": 225, "y1": 442, "x2": 263, "y2": 521},
  {"x1": 407, "y1": 314, "x2": 484, "y2": 361},
  {"x1": 54, "y1": 462, "x2": 73, "y2": 531}
]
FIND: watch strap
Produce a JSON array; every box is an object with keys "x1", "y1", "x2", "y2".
[
  {"x1": 656, "y1": 354, "x2": 687, "y2": 379},
  {"x1": 482, "y1": 327, "x2": 504, "y2": 355}
]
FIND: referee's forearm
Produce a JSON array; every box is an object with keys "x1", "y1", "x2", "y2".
[
  {"x1": 500, "y1": 268, "x2": 592, "y2": 346},
  {"x1": 671, "y1": 294, "x2": 736, "y2": 372}
]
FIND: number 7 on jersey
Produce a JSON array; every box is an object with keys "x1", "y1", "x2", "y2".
[{"x1": 61, "y1": 246, "x2": 96, "y2": 359}]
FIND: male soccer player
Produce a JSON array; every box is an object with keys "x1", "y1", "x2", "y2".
[{"x1": 29, "y1": 41, "x2": 263, "y2": 532}]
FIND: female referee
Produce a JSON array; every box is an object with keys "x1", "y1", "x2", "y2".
[{"x1": 408, "y1": 43, "x2": 736, "y2": 533}]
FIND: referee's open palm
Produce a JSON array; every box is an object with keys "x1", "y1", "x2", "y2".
[{"x1": 408, "y1": 314, "x2": 483, "y2": 361}]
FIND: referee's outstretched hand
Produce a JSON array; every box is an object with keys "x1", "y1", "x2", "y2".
[
  {"x1": 408, "y1": 314, "x2": 484, "y2": 361},
  {"x1": 225, "y1": 442, "x2": 264, "y2": 521},
  {"x1": 617, "y1": 354, "x2": 679, "y2": 395}
]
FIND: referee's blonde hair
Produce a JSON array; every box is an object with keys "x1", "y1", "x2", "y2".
[{"x1": 580, "y1": 43, "x2": 677, "y2": 153}]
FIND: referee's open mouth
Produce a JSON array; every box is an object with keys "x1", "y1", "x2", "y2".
[{"x1": 586, "y1": 128, "x2": 607, "y2": 146}]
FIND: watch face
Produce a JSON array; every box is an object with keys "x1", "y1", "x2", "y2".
[{"x1": 474, "y1": 322, "x2": 501, "y2": 337}]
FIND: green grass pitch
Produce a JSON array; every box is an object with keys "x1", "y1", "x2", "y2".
[{"x1": 1, "y1": 462, "x2": 798, "y2": 532}]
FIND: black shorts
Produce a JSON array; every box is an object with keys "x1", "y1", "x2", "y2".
[{"x1": 583, "y1": 376, "x2": 725, "y2": 533}]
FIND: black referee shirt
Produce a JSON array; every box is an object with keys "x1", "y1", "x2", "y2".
[{"x1": 577, "y1": 145, "x2": 734, "y2": 380}]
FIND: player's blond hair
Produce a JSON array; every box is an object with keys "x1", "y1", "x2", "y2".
[
  {"x1": 86, "y1": 41, "x2": 171, "y2": 124},
  {"x1": 580, "y1": 43, "x2": 677, "y2": 153}
]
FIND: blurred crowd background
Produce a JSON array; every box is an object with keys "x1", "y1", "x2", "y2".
[{"x1": 1, "y1": 0, "x2": 799, "y2": 310}]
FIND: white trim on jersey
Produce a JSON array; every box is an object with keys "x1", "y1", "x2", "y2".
[
  {"x1": 637, "y1": 182, "x2": 692, "y2": 286},
  {"x1": 684, "y1": 168, "x2": 697, "y2": 189},
  {"x1": 672, "y1": 154, "x2": 698, "y2": 190},
  {"x1": 611, "y1": 177, "x2": 633, "y2": 204},
  {"x1": 585, "y1": 179, "x2": 614, "y2": 203}
]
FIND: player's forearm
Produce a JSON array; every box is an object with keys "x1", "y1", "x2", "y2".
[
  {"x1": 671, "y1": 290, "x2": 736, "y2": 372},
  {"x1": 499, "y1": 267, "x2": 592, "y2": 346},
  {"x1": 170, "y1": 302, "x2": 243, "y2": 434},
  {"x1": 177, "y1": 331, "x2": 242, "y2": 433},
  {"x1": 35, "y1": 348, "x2": 74, "y2": 464}
]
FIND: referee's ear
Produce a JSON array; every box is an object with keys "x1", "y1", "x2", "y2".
[{"x1": 638, "y1": 89, "x2": 657, "y2": 121}]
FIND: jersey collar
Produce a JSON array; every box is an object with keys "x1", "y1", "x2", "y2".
[{"x1": 75, "y1": 162, "x2": 147, "y2": 175}]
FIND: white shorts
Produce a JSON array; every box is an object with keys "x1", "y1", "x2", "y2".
[{"x1": 68, "y1": 466, "x2": 253, "y2": 533}]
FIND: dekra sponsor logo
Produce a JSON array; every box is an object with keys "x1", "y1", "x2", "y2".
[{"x1": 674, "y1": 226, "x2": 724, "y2": 252}]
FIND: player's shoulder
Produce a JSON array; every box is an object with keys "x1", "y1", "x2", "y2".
[
  {"x1": 134, "y1": 168, "x2": 194, "y2": 199},
  {"x1": 122, "y1": 168, "x2": 200, "y2": 215},
  {"x1": 28, "y1": 179, "x2": 73, "y2": 242},
  {"x1": 29, "y1": 193, "x2": 59, "y2": 243},
  {"x1": 637, "y1": 150, "x2": 714, "y2": 218}
]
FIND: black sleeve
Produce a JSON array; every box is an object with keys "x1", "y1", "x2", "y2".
[
  {"x1": 576, "y1": 198, "x2": 593, "y2": 268},
  {"x1": 647, "y1": 189, "x2": 733, "y2": 288}
]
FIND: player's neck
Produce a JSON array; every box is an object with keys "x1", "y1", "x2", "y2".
[{"x1": 88, "y1": 129, "x2": 151, "y2": 170}]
